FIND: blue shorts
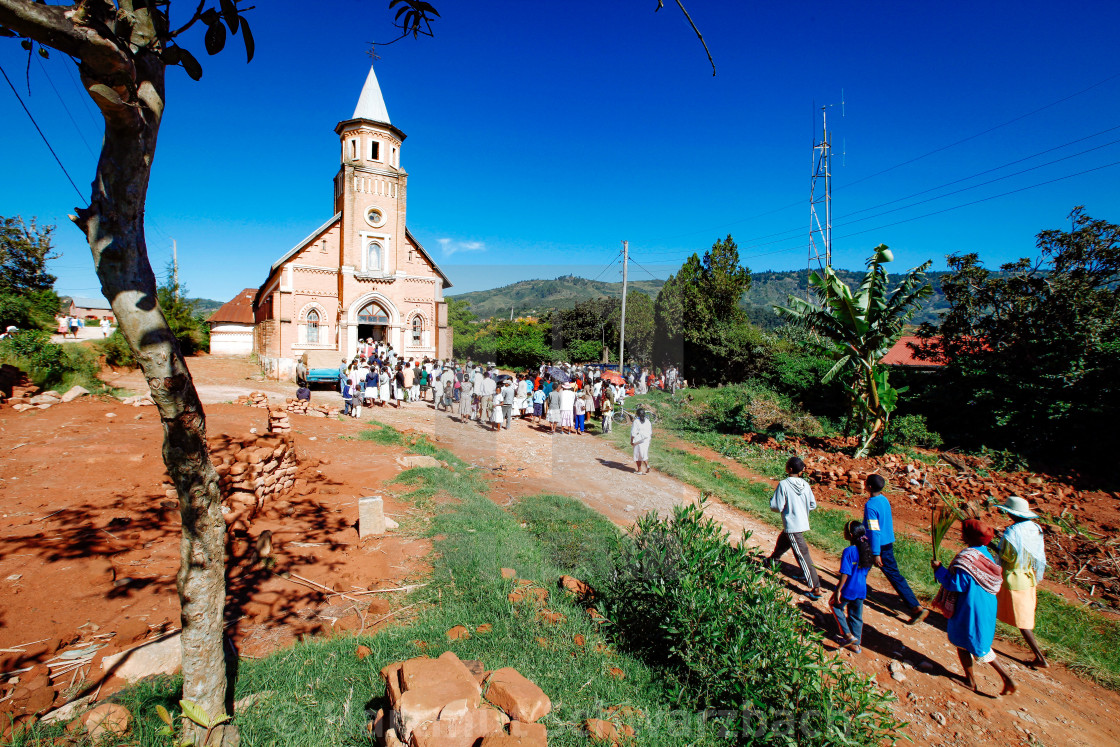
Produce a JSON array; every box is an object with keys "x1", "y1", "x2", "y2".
[{"x1": 533, "y1": 403, "x2": 544, "y2": 416}]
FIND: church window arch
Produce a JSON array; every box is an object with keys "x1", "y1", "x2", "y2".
[
  {"x1": 357, "y1": 303, "x2": 390, "y2": 325},
  {"x1": 306, "y1": 309, "x2": 320, "y2": 344},
  {"x1": 365, "y1": 241, "x2": 383, "y2": 274},
  {"x1": 411, "y1": 316, "x2": 422, "y2": 345}
]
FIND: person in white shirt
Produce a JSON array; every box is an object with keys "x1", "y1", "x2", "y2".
[
  {"x1": 558, "y1": 383, "x2": 576, "y2": 435},
  {"x1": 99, "y1": 318, "x2": 111, "y2": 337},
  {"x1": 479, "y1": 371, "x2": 497, "y2": 424},
  {"x1": 630, "y1": 406, "x2": 653, "y2": 474}
]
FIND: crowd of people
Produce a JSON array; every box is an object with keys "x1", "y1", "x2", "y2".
[
  {"x1": 301, "y1": 341, "x2": 678, "y2": 473},
  {"x1": 769, "y1": 456, "x2": 1048, "y2": 696}
]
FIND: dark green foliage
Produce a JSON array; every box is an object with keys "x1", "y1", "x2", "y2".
[
  {"x1": 654, "y1": 235, "x2": 759, "y2": 383},
  {"x1": 157, "y1": 267, "x2": 210, "y2": 356},
  {"x1": 604, "y1": 503, "x2": 901, "y2": 745},
  {"x1": 458, "y1": 318, "x2": 552, "y2": 369},
  {"x1": 886, "y1": 414, "x2": 943, "y2": 449},
  {"x1": 0, "y1": 329, "x2": 100, "y2": 390},
  {"x1": 0, "y1": 216, "x2": 60, "y2": 331},
  {"x1": 97, "y1": 330, "x2": 137, "y2": 368},
  {"x1": 917, "y1": 207, "x2": 1120, "y2": 465},
  {"x1": 550, "y1": 294, "x2": 655, "y2": 364}
]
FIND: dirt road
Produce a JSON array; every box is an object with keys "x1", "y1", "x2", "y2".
[{"x1": 50, "y1": 357, "x2": 1120, "y2": 744}]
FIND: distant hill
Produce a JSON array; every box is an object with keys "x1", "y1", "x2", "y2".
[
  {"x1": 451, "y1": 270, "x2": 952, "y2": 328},
  {"x1": 449, "y1": 275, "x2": 664, "y2": 319},
  {"x1": 190, "y1": 298, "x2": 225, "y2": 316}
]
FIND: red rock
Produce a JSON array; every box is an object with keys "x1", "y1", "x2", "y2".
[
  {"x1": 24, "y1": 686, "x2": 55, "y2": 715},
  {"x1": 573, "y1": 634, "x2": 586, "y2": 647},
  {"x1": 380, "y1": 661, "x2": 404, "y2": 706},
  {"x1": 501, "y1": 568, "x2": 517, "y2": 580},
  {"x1": 509, "y1": 720, "x2": 548, "y2": 744},
  {"x1": 607, "y1": 666, "x2": 625, "y2": 679},
  {"x1": 483, "y1": 668, "x2": 551, "y2": 723},
  {"x1": 476, "y1": 624, "x2": 493, "y2": 634},
  {"x1": 82, "y1": 703, "x2": 130, "y2": 742},
  {"x1": 400, "y1": 652, "x2": 481, "y2": 697},
  {"x1": 409, "y1": 705, "x2": 505, "y2": 747},
  {"x1": 446, "y1": 625, "x2": 471, "y2": 641},
  {"x1": 538, "y1": 610, "x2": 566, "y2": 625},
  {"x1": 356, "y1": 645, "x2": 372, "y2": 660},
  {"x1": 558, "y1": 575, "x2": 594, "y2": 597}
]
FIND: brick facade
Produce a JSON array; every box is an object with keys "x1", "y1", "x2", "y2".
[{"x1": 253, "y1": 67, "x2": 452, "y2": 378}]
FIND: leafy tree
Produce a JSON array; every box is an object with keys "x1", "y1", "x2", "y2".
[
  {"x1": 0, "y1": 216, "x2": 60, "y2": 330},
  {"x1": 0, "y1": 2, "x2": 711, "y2": 738},
  {"x1": 157, "y1": 262, "x2": 210, "y2": 355},
  {"x1": 654, "y1": 235, "x2": 755, "y2": 382},
  {"x1": 915, "y1": 207, "x2": 1120, "y2": 462},
  {"x1": 775, "y1": 245, "x2": 932, "y2": 457}
]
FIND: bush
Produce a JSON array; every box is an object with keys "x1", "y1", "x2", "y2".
[
  {"x1": 96, "y1": 330, "x2": 136, "y2": 368},
  {"x1": 0, "y1": 329, "x2": 100, "y2": 390},
  {"x1": 887, "y1": 413, "x2": 943, "y2": 449},
  {"x1": 603, "y1": 504, "x2": 900, "y2": 745},
  {"x1": 699, "y1": 383, "x2": 821, "y2": 436}
]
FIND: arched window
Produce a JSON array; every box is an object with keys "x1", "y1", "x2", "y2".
[
  {"x1": 412, "y1": 316, "x2": 422, "y2": 345},
  {"x1": 357, "y1": 303, "x2": 389, "y2": 325},
  {"x1": 366, "y1": 241, "x2": 382, "y2": 273},
  {"x1": 306, "y1": 309, "x2": 320, "y2": 344}
]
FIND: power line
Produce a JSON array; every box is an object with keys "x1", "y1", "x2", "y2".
[
  {"x1": 641, "y1": 124, "x2": 1120, "y2": 260},
  {"x1": 628, "y1": 256, "x2": 664, "y2": 281},
  {"x1": 0, "y1": 60, "x2": 86, "y2": 204},
  {"x1": 590, "y1": 248, "x2": 623, "y2": 282},
  {"x1": 61, "y1": 54, "x2": 101, "y2": 129},
  {"x1": 841, "y1": 70, "x2": 1120, "y2": 191},
  {"x1": 644, "y1": 73, "x2": 1120, "y2": 257},
  {"x1": 36, "y1": 56, "x2": 96, "y2": 157},
  {"x1": 735, "y1": 158, "x2": 1120, "y2": 263}
]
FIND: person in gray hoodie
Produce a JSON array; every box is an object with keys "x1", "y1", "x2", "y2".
[{"x1": 768, "y1": 456, "x2": 823, "y2": 600}]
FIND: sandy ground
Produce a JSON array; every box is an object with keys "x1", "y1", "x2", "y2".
[{"x1": 2, "y1": 354, "x2": 1118, "y2": 745}]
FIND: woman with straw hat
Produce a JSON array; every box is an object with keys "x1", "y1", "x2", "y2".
[{"x1": 996, "y1": 496, "x2": 1049, "y2": 668}]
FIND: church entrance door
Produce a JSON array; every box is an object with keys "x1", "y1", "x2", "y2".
[{"x1": 357, "y1": 323, "x2": 387, "y2": 343}]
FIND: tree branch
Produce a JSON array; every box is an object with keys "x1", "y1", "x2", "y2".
[
  {"x1": 169, "y1": 0, "x2": 204, "y2": 38},
  {"x1": 656, "y1": 0, "x2": 716, "y2": 76},
  {"x1": 0, "y1": 0, "x2": 132, "y2": 79}
]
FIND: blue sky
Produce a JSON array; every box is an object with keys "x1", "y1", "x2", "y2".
[{"x1": 2, "y1": 0, "x2": 1119, "y2": 300}]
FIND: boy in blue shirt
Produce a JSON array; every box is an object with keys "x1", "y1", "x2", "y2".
[
  {"x1": 864, "y1": 474, "x2": 928, "y2": 625},
  {"x1": 830, "y1": 520, "x2": 874, "y2": 653}
]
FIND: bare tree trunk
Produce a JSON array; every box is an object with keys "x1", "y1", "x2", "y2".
[{"x1": 69, "y1": 57, "x2": 234, "y2": 747}]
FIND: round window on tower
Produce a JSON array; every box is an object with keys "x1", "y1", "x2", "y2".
[{"x1": 365, "y1": 206, "x2": 385, "y2": 227}]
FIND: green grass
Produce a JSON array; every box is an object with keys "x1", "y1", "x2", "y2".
[
  {"x1": 11, "y1": 425, "x2": 729, "y2": 746},
  {"x1": 622, "y1": 390, "x2": 1120, "y2": 690}
]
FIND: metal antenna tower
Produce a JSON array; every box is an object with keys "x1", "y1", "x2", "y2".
[{"x1": 808, "y1": 94, "x2": 842, "y2": 297}]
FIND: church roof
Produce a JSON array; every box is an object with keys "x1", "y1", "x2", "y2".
[
  {"x1": 406, "y1": 228, "x2": 453, "y2": 290},
  {"x1": 269, "y1": 212, "x2": 342, "y2": 274},
  {"x1": 208, "y1": 288, "x2": 257, "y2": 325},
  {"x1": 352, "y1": 66, "x2": 391, "y2": 125}
]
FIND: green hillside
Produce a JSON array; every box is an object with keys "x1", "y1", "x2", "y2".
[
  {"x1": 449, "y1": 275, "x2": 664, "y2": 318},
  {"x1": 451, "y1": 269, "x2": 952, "y2": 327}
]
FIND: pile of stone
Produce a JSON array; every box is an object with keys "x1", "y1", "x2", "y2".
[
  {"x1": 208, "y1": 432, "x2": 299, "y2": 507},
  {"x1": 117, "y1": 392, "x2": 154, "y2": 407},
  {"x1": 285, "y1": 398, "x2": 340, "y2": 418},
  {"x1": 0, "y1": 364, "x2": 36, "y2": 409},
  {"x1": 267, "y1": 405, "x2": 291, "y2": 434},
  {"x1": 235, "y1": 391, "x2": 271, "y2": 408},
  {"x1": 376, "y1": 651, "x2": 549, "y2": 747}
]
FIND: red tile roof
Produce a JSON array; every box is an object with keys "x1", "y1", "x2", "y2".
[
  {"x1": 880, "y1": 336, "x2": 944, "y2": 367},
  {"x1": 208, "y1": 289, "x2": 257, "y2": 325}
]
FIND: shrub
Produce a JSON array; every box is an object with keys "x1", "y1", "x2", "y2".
[
  {"x1": 700, "y1": 384, "x2": 821, "y2": 436},
  {"x1": 603, "y1": 504, "x2": 900, "y2": 745},
  {"x1": 887, "y1": 413, "x2": 943, "y2": 449},
  {"x1": 96, "y1": 330, "x2": 137, "y2": 368},
  {"x1": 0, "y1": 329, "x2": 100, "y2": 390}
]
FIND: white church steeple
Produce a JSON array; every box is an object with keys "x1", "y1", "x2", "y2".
[{"x1": 352, "y1": 66, "x2": 391, "y2": 125}]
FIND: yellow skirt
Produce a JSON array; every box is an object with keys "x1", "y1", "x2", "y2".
[{"x1": 997, "y1": 585, "x2": 1036, "y2": 629}]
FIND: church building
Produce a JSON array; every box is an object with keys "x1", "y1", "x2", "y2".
[{"x1": 253, "y1": 67, "x2": 453, "y2": 376}]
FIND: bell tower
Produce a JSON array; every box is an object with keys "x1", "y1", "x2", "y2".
[{"x1": 334, "y1": 66, "x2": 408, "y2": 279}]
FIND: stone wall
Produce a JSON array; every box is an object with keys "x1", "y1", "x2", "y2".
[{"x1": 208, "y1": 432, "x2": 298, "y2": 506}]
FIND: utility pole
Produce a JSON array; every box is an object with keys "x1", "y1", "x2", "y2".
[
  {"x1": 808, "y1": 95, "x2": 842, "y2": 299},
  {"x1": 618, "y1": 240, "x2": 629, "y2": 374},
  {"x1": 172, "y1": 238, "x2": 179, "y2": 298}
]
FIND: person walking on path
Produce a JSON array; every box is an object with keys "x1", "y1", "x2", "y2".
[
  {"x1": 532, "y1": 385, "x2": 546, "y2": 425},
  {"x1": 500, "y1": 377, "x2": 516, "y2": 430},
  {"x1": 768, "y1": 456, "x2": 823, "y2": 600},
  {"x1": 480, "y1": 371, "x2": 497, "y2": 424},
  {"x1": 830, "y1": 520, "x2": 874, "y2": 653},
  {"x1": 864, "y1": 474, "x2": 929, "y2": 625},
  {"x1": 630, "y1": 406, "x2": 652, "y2": 474},
  {"x1": 458, "y1": 374, "x2": 474, "y2": 422},
  {"x1": 574, "y1": 390, "x2": 587, "y2": 434},
  {"x1": 932, "y1": 519, "x2": 1016, "y2": 697},
  {"x1": 600, "y1": 394, "x2": 613, "y2": 434},
  {"x1": 546, "y1": 385, "x2": 562, "y2": 434},
  {"x1": 996, "y1": 495, "x2": 1049, "y2": 668},
  {"x1": 559, "y1": 382, "x2": 576, "y2": 434}
]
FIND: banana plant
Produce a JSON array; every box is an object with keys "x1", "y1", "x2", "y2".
[{"x1": 774, "y1": 245, "x2": 932, "y2": 457}]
